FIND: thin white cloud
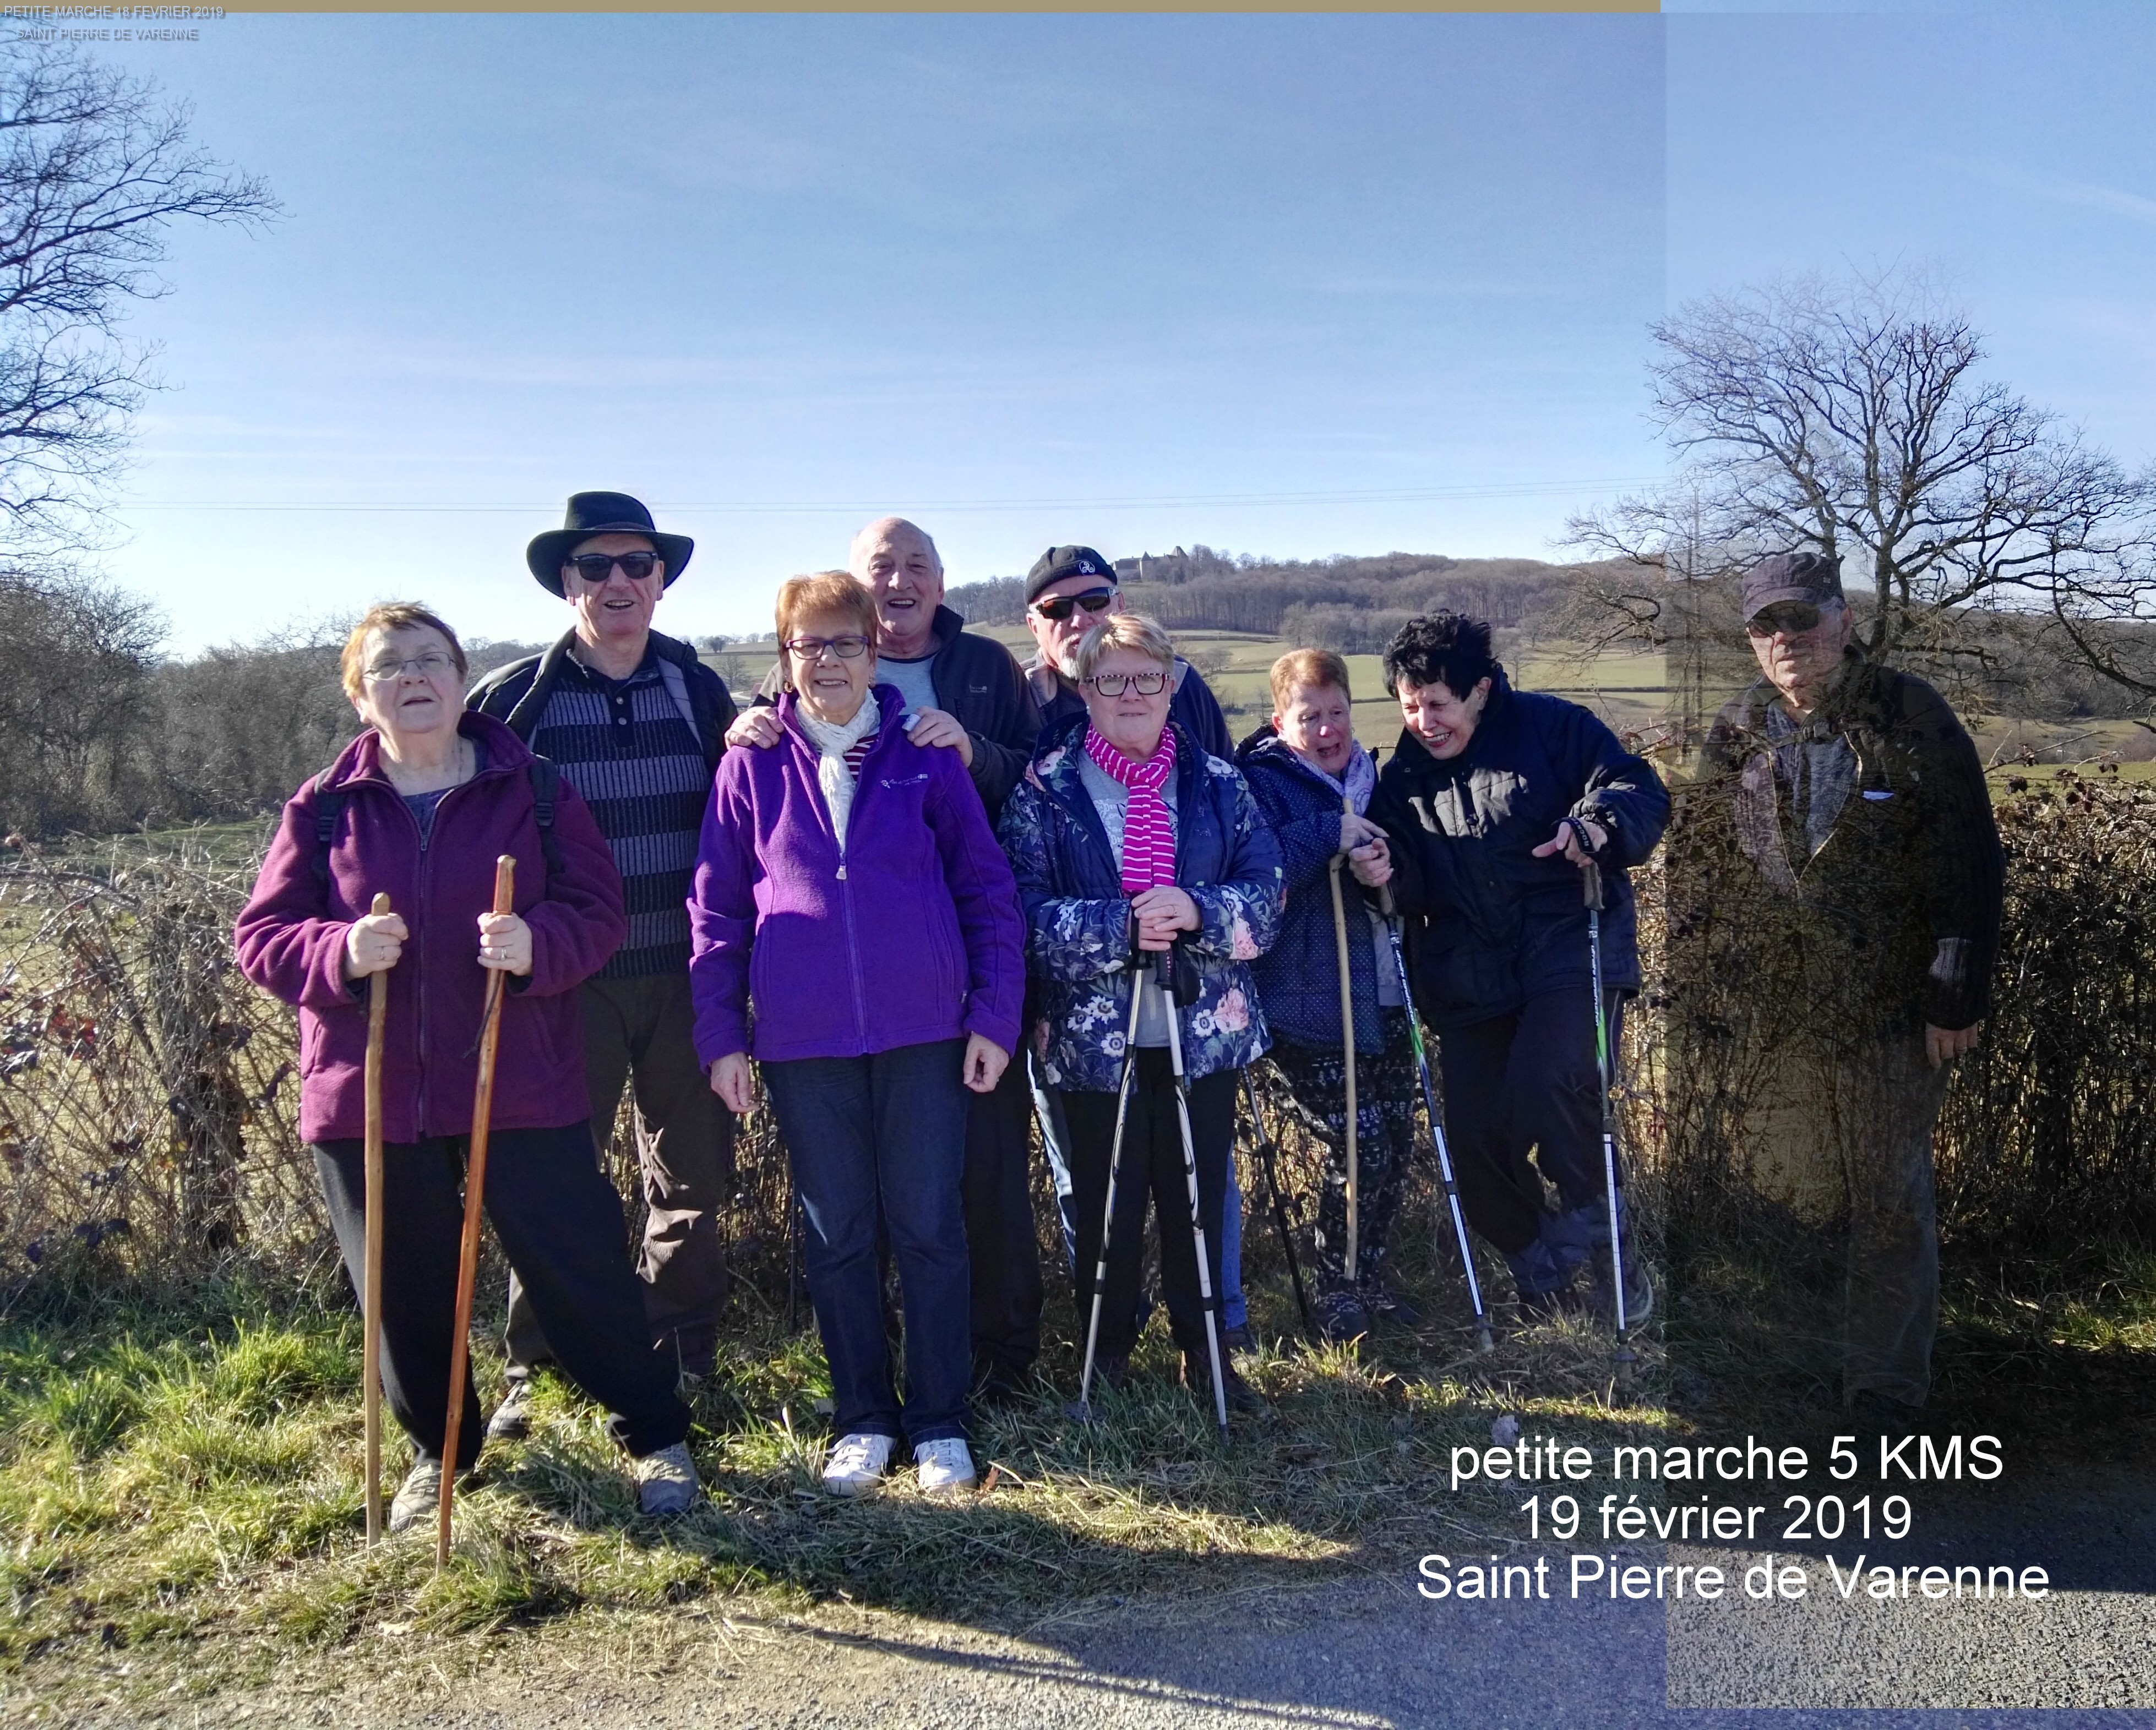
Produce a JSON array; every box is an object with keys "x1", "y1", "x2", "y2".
[{"x1": 1973, "y1": 162, "x2": 2156, "y2": 227}]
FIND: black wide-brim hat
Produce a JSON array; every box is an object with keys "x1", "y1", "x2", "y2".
[{"x1": 526, "y1": 490, "x2": 694, "y2": 597}]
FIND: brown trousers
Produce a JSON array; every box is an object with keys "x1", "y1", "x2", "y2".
[
  {"x1": 505, "y1": 972, "x2": 736, "y2": 1376},
  {"x1": 1740, "y1": 1028, "x2": 1950, "y2": 1405}
]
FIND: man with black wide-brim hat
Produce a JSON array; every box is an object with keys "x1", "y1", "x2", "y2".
[{"x1": 469, "y1": 492, "x2": 740, "y2": 1430}]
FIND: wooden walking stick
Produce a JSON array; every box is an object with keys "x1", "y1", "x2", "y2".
[
  {"x1": 1329, "y1": 794, "x2": 1359, "y2": 1283},
  {"x1": 362, "y1": 892, "x2": 393, "y2": 1546},
  {"x1": 438, "y1": 855, "x2": 516, "y2": 1568}
]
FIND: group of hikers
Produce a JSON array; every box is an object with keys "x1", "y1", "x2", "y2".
[{"x1": 233, "y1": 492, "x2": 2003, "y2": 1532}]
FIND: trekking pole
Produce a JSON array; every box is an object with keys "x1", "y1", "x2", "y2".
[
  {"x1": 1240, "y1": 1069, "x2": 1313, "y2": 1340},
  {"x1": 1159, "y1": 945, "x2": 1230, "y2": 1438},
  {"x1": 1327, "y1": 801, "x2": 1359, "y2": 1282},
  {"x1": 361, "y1": 891, "x2": 393, "y2": 1546},
  {"x1": 1378, "y1": 899, "x2": 1494, "y2": 1353},
  {"x1": 437, "y1": 855, "x2": 516, "y2": 1569},
  {"x1": 1065, "y1": 952, "x2": 1148, "y2": 1425},
  {"x1": 1581, "y1": 855, "x2": 1638, "y2": 1385}
]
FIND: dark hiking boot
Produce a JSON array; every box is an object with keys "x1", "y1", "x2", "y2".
[
  {"x1": 485, "y1": 1377, "x2": 535, "y2": 1442},
  {"x1": 973, "y1": 1364, "x2": 1032, "y2": 1411},
  {"x1": 1220, "y1": 1322, "x2": 1255, "y2": 1353},
  {"x1": 1312, "y1": 1287, "x2": 1371, "y2": 1344},
  {"x1": 1085, "y1": 1354, "x2": 1130, "y2": 1394},
  {"x1": 1588, "y1": 1245, "x2": 1654, "y2": 1329},
  {"x1": 1183, "y1": 1352, "x2": 1265, "y2": 1416},
  {"x1": 1360, "y1": 1284, "x2": 1421, "y2": 1328}
]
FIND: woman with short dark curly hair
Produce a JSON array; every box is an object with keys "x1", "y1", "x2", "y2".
[{"x1": 1370, "y1": 612, "x2": 1669, "y2": 1323}]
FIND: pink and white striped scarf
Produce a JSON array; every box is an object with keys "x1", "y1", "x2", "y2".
[{"x1": 1085, "y1": 723, "x2": 1178, "y2": 894}]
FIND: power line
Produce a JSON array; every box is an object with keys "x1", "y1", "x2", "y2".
[{"x1": 113, "y1": 477, "x2": 1664, "y2": 516}]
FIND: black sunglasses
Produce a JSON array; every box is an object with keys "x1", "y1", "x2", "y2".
[
  {"x1": 565, "y1": 552, "x2": 662, "y2": 585},
  {"x1": 1745, "y1": 602, "x2": 1832, "y2": 637},
  {"x1": 1031, "y1": 588, "x2": 1115, "y2": 624}
]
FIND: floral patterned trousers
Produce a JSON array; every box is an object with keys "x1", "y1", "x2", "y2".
[{"x1": 1267, "y1": 1008, "x2": 1420, "y2": 1295}]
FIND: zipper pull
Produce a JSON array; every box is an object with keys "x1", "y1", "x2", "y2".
[{"x1": 837, "y1": 864, "x2": 848, "y2": 880}]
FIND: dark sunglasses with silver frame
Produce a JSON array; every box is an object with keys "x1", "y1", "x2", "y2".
[{"x1": 1032, "y1": 588, "x2": 1116, "y2": 624}]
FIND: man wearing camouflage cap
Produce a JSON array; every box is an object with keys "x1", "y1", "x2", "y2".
[{"x1": 1694, "y1": 549, "x2": 2003, "y2": 1426}]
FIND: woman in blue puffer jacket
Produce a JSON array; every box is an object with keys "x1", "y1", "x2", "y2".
[
  {"x1": 1237, "y1": 650, "x2": 1420, "y2": 1344},
  {"x1": 998, "y1": 614, "x2": 1282, "y2": 1414}
]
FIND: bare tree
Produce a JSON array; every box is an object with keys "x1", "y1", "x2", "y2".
[
  {"x1": 1568, "y1": 273, "x2": 2156, "y2": 705},
  {"x1": 0, "y1": 42, "x2": 278, "y2": 551},
  {"x1": 0, "y1": 564, "x2": 164, "y2": 833}
]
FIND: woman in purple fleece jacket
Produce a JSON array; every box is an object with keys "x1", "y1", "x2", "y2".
[
  {"x1": 236, "y1": 603, "x2": 695, "y2": 1531},
  {"x1": 690, "y1": 573, "x2": 1024, "y2": 1498}
]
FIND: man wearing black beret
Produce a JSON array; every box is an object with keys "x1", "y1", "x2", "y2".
[{"x1": 1020, "y1": 545, "x2": 1233, "y2": 760}]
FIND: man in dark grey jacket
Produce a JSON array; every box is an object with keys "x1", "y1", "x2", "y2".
[
  {"x1": 469, "y1": 491, "x2": 740, "y2": 1426},
  {"x1": 1693, "y1": 550, "x2": 2004, "y2": 1422}
]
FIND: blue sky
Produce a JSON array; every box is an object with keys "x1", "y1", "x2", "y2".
[
  {"x1": 91, "y1": 14, "x2": 1666, "y2": 650},
  {"x1": 66, "y1": 7, "x2": 2156, "y2": 653}
]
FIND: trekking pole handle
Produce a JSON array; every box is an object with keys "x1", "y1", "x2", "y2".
[{"x1": 1581, "y1": 856, "x2": 1603, "y2": 912}]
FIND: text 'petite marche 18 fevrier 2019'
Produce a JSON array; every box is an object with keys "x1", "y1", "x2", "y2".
[{"x1": 1422, "y1": 1430, "x2": 2052, "y2": 1606}]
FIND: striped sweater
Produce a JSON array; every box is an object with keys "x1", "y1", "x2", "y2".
[{"x1": 530, "y1": 653, "x2": 711, "y2": 979}]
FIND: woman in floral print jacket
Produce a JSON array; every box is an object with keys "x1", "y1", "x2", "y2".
[{"x1": 997, "y1": 614, "x2": 1282, "y2": 1407}]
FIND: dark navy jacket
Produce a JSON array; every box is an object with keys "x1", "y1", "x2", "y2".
[
  {"x1": 1235, "y1": 727, "x2": 1390, "y2": 1054},
  {"x1": 1370, "y1": 673, "x2": 1668, "y2": 1031}
]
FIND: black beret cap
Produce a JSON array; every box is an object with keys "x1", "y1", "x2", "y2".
[{"x1": 1025, "y1": 545, "x2": 1117, "y2": 604}]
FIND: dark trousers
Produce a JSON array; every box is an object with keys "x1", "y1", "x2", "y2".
[
  {"x1": 314, "y1": 1123, "x2": 690, "y2": 1469},
  {"x1": 1060, "y1": 1056, "x2": 1236, "y2": 1362},
  {"x1": 1271, "y1": 1008, "x2": 1420, "y2": 1294},
  {"x1": 505, "y1": 972, "x2": 737, "y2": 1378},
  {"x1": 962, "y1": 1051, "x2": 1044, "y2": 1385},
  {"x1": 761, "y1": 1039, "x2": 972, "y2": 1446},
  {"x1": 1436, "y1": 988, "x2": 1626, "y2": 1295}
]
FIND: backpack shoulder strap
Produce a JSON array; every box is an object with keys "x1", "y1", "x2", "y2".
[
  {"x1": 311, "y1": 768, "x2": 347, "y2": 886},
  {"x1": 526, "y1": 756, "x2": 564, "y2": 886}
]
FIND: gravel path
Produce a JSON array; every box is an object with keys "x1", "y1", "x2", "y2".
[{"x1": 30, "y1": 1465, "x2": 2152, "y2": 1726}]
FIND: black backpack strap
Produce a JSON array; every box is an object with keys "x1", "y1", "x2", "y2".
[
  {"x1": 311, "y1": 769, "x2": 347, "y2": 887},
  {"x1": 527, "y1": 756, "x2": 564, "y2": 887}
]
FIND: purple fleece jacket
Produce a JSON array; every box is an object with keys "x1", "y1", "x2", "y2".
[
  {"x1": 234, "y1": 713, "x2": 627, "y2": 1144},
  {"x1": 688, "y1": 687, "x2": 1025, "y2": 1066}
]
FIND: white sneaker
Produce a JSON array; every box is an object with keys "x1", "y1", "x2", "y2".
[
  {"x1": 914, "y1": 1437, "x2": 977, "y2": 1495},
  {"x1": 822, "y1": 1431, "x2": 894, "y2": 1497}
]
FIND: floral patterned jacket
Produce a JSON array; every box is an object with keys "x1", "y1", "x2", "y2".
[{"x1": 997, "y1": 712, "x2": 1284, "y2": 1092}]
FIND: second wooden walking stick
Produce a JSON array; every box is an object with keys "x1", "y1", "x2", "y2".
[
  {"x1": 1328, "y1": 794, "x2": 1359, "y2": 1283},
  {"x1": 362, "y1": 891, "x2": 392, "y2": 1547},
  {"x1": 437, "y1": 854, "x2": 516, "y2": 1569}
]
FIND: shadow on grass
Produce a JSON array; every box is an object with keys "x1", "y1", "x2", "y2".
[{"x1": 0, "y1": 1244, "x2": 1670, "y2": 1683}]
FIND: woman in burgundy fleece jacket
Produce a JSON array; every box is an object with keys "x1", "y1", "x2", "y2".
[
  {"x1": 236, "y1": 603, "x2": 694, "y2": 1530},
  {"x1": 690, "y1": 573, "x2": 1023, "y2": 1499}
]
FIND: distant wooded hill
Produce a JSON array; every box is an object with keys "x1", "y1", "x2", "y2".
[{"x1": 945, "y1": 545, "x2": 1616, "y2": 654}]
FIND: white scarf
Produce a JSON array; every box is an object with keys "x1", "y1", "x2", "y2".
[
  {"x1": 796, "y1": 692, "x2": 883, "y2": 850},
  {"x1": 1302, "y1": 740, "x2": 1378, "y2": 816}
]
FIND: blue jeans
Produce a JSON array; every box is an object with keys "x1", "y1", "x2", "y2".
[
  {"x1": 1035, "y1": 1052, "x2": 1248, "y2": 1332},
  {"x1": 762, "y1": 1039, "x2": 972, "y2": 1445}
]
